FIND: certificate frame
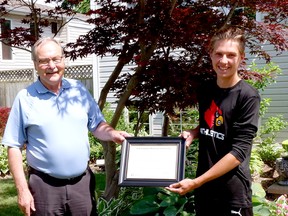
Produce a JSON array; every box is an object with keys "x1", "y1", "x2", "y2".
[{"x1": 118, "y1": 137, "x2": 185, "y2": 187}]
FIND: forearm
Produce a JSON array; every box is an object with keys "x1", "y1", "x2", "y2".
[
  {"x1": 92, "y1": 121, "x2": 130, "y2": 144},
  {"x1": 8, "y1": 147, "x2": 29, "y2": 193},
  {"x1": 92, "y1": 122, "x2": 114, "y2": 140},
  {"x1": 190, "y1": 125, "x2": 200, "y2": 139},
  {"x1": 195, "y1": 153, "x2": 241, "y2": 187}
]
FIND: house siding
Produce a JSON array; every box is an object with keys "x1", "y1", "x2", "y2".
[
  {"x1": 247, "y1": 44, "x2": 288, "y2": 142},
  {"x1": 0, "y1": 15, "x2": 33, "y2": 70},
  {"x1": 65, "y1": 17, "x2": 93, "y2": 67}
]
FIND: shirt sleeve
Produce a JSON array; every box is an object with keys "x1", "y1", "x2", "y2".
[
  {"x1": 230, "y1": 94, "x2": 260, "y2": 162},
  {"x1": 2, "y1": 91, "x2": 27, "y2": 148},
  {"x1": 86, "y1": 91, "x2": 106, "y2": 132}
]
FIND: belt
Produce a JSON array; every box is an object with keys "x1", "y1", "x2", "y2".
[{"x1": 28, "y1": 166, "x2": 88, "y2": 184}]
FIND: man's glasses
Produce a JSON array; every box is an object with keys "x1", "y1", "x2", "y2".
[{"x1": 37, "y1": 56, "x2": 64, "y2": 67}]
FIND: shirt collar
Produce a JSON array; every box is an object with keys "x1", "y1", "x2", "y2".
[{"x1": 35, "y1": 78, "x2": 71, "y2": 94}]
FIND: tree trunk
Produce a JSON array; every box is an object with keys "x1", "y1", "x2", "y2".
[
  {"x1": 101, "y1": 0, "x2": 168, "y2": 199},
  {"x1": 162, "y1": 114, "x2": 169, "y2": 136},
  {"x1": 101, "y1": 141, "x2": 120, "y2": 200}
]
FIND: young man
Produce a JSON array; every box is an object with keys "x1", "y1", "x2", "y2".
[
  {"x1": 166, "y1": 27, "x2": 260, "y2": 216},
  {"x1": 2, "y1": 37, "x2": 130, "y2": 216}
]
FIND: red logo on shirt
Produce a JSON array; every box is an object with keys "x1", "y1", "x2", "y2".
[{"x1": 204, "y1": 100, "x2": 223, "y2": 129}]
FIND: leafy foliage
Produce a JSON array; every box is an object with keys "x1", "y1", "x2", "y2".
[
  {"x1": 252, "y1": 182, "x2": 272, "y2": 216},
  {"x1": 245, "y1": 62, "x2": 282, "y2": 92},
  {"x1": 0, "y1": 107, "x2": 10, "y2": 137},
  {"x1": 129, "y1": 187, "x2": 194, "y2": 216},
  {"x1": 250, "y1": 148, "x2": 264, "y2": 176},
  {"x1": 0, "y1": 107, "x2": 11, "y2": 176},
  {"x1": 0, "y1": 144, "x2": 27, "y2": 176},
  {"x1": 97, "y1": 187, "x2": 143, "y2": 216},
  {"x1": 0, "y1": 0, "x2": 79, "y2": 47},
  {"x1": 89, "y1": 103, "x2": 145, "y2": 163},
  {"x1": 0, "y1": 144, "x2": 9, "y2": 175},
  {"x1": 65, "y1": 0, "x2": 288, "y2": 116},
  {"x1": 252, "y1": 183, "x2": 288, "y2": 216},
  {"x1": 255, "y1": 115, "x2": 288, "y2": 166},
  {"x1": 246, "y1": 63, "x2": 288, "y2": 166}
]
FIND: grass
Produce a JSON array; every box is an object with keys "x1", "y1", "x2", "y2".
[
  {"x1": 0, "y1": 178, "x2": 22, "y2": 216},
  {"x1": 0, "y1": 173, "x2": 106, "y2": 216}
]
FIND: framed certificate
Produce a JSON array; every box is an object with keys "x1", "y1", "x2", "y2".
[{"x1": 118, "y1": 137, "x2": 186, "y2": 187}]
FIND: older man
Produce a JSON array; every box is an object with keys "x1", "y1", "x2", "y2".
[{"x1": 2, "y1": 37, "x2": 129, "y2": 216}]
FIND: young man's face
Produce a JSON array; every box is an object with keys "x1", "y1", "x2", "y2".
[
  {"x1": 34, "y1": 41, "x2": 65, "y2": 92},
  {"x1": 210, "y1": 39, "x2": 244, "y2": 83}
]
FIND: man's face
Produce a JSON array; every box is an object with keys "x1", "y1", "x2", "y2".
[
  {"x1": 210, "y1": 39, "x2": 244, "y2": 81},
  {"x1": 34, "y1": 41, "x2": 65, "y2": 92}
]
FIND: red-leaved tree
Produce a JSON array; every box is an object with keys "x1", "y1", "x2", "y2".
[{"x1": 65, "y1": 0, "x2": 288, "y2": 199}]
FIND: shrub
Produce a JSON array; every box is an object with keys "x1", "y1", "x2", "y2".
[
  {"x1": 250, "y1": 148, "x2": 264, "y2": 176},
  {"x1": 97, "y1": 187, "x2": 143, "y2": 215},
  {"x1": 0, "y1": 144, "x2": 27, "y2": 176},
  {"x1": 255, "y1": 115, "x2": 288, "y2": 166},
  {"x1": 129, "y1": 187, "x2": 195, "y2": 216},
  {"x1": 89, "y1": 132, "x2": 104, "y2": 163},
  {"x1": 0, "y1": 144, "x2": 9, "y2": 176},
  {"x1": 88, "y1": 103, "x2": 136, "y2": 163},
  {"x1": 248, "y1": 63, "x2": 288, "y2": 167},
  {"x1": 0, "y1": 107, "x2": 11, "y2": 137},
  {"x1": 0, "y1": 107, "x2": 11, "y2": 176},
  {"x1": 252, "y1": 183, "x2": 288, "y2": 216}
]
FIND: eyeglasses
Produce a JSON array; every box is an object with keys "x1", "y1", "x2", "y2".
[{"x1": 37, "y1": 56, "x2": 64, "y2": 67}]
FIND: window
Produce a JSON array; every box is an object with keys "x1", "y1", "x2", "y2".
[
  {"x1": 51, "y1": 22, "x2": 57, "y2": 34},
  {"x1": 30, "y1": 22, "x2": 35, "y2": 37},
  {"x1": 1, "y1": 20, "x2": 12, "y2": 60}
]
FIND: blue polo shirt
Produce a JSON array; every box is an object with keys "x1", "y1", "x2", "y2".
[{"x1": 2, "y1": 78, "x2": 105, "y2": 179}]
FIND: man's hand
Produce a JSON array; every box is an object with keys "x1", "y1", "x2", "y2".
[
  {"x1": 165, "y1": 178, "x2": 200, "y2": 196},
  {"x1": 110, "y1": 130, "x2": 131, "y2": 144},
  {"x1": 180, "y1": 130, "x2": 194, "y2": 148},
  {"x1": 18, "y1": 188, "x2": 35, "y2": 216},
  {"x1": 92, "y1": 122, "x2": 131, "y2": 143},
  {"x1": 179, "y1": 126, "x2": 199, "y2": 148}
]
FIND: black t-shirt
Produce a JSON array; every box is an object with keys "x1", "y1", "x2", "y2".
[{"x1": 195, "y1": 79, "x2": 260, "y2": 208}]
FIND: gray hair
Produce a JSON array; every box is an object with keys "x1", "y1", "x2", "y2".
[{"x1": 31, "y1": 37, "x2": 64, "y2": 61}]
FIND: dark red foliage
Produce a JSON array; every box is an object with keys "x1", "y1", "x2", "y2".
[
  {"x1": 1, "y1": 0, "x2": 288, "y2": 116},
  {"x1": 0, "y1": 107, "x2": 11, "y2": 137},
  {"x1": 0, "y1": 0, "x2": 78, "y2": 48},
  {"x1": 65, "y1": 0, "x2": 288, "y2": 114}
]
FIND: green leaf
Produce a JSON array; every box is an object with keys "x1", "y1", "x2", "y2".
[
  {"x1": 97, "y1": 198, "x2": 108, "y2": 213},
  {"x1": 159, "y1": 194, "x2": 178, "y2": 207},
  {"x1": 130, "y1": 195, "x2": 160, "y2": 215},
  {"x1": 252, "y1": 182, "x2": 266, "y2": 198},
  {"x1": 143, "y1": 187, "x2": 163, "y2": 196},
  {"x1": 253, "y1": 205, "x2": 271, "y2": 216},
  {"x1": 163, "y1": 206, "x2": 178, "y2": 216},
  {"x1": 176, "y1": 197, "x2": 188, "y2": 213}
]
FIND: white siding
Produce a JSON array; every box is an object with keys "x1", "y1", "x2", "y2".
[
  {"x1": 247, "y1": 44, "x2": 288, "y2": 142},
  {"x1": 0, "y1": 14, "x2": 67, "y2": 70},
  {"x1": 0, "y1": 12, "x2": 93, "y2": 70},
  {"x1": 98, "y1": 54, "x2": 134, "y2": 109},
  {"x1": 149, "y1": 112, "x2": 164, "y2": 136},
  {"x1": 65, "y1": 16, "x2": 93, "y2": 66},
  {"x1": 0, "y1": 14, "x2": 33, "y2": 70}
]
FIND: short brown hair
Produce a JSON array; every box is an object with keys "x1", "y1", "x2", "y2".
[{"x1": 209, "y1": 27, "x2": 245, "y2": 55}]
